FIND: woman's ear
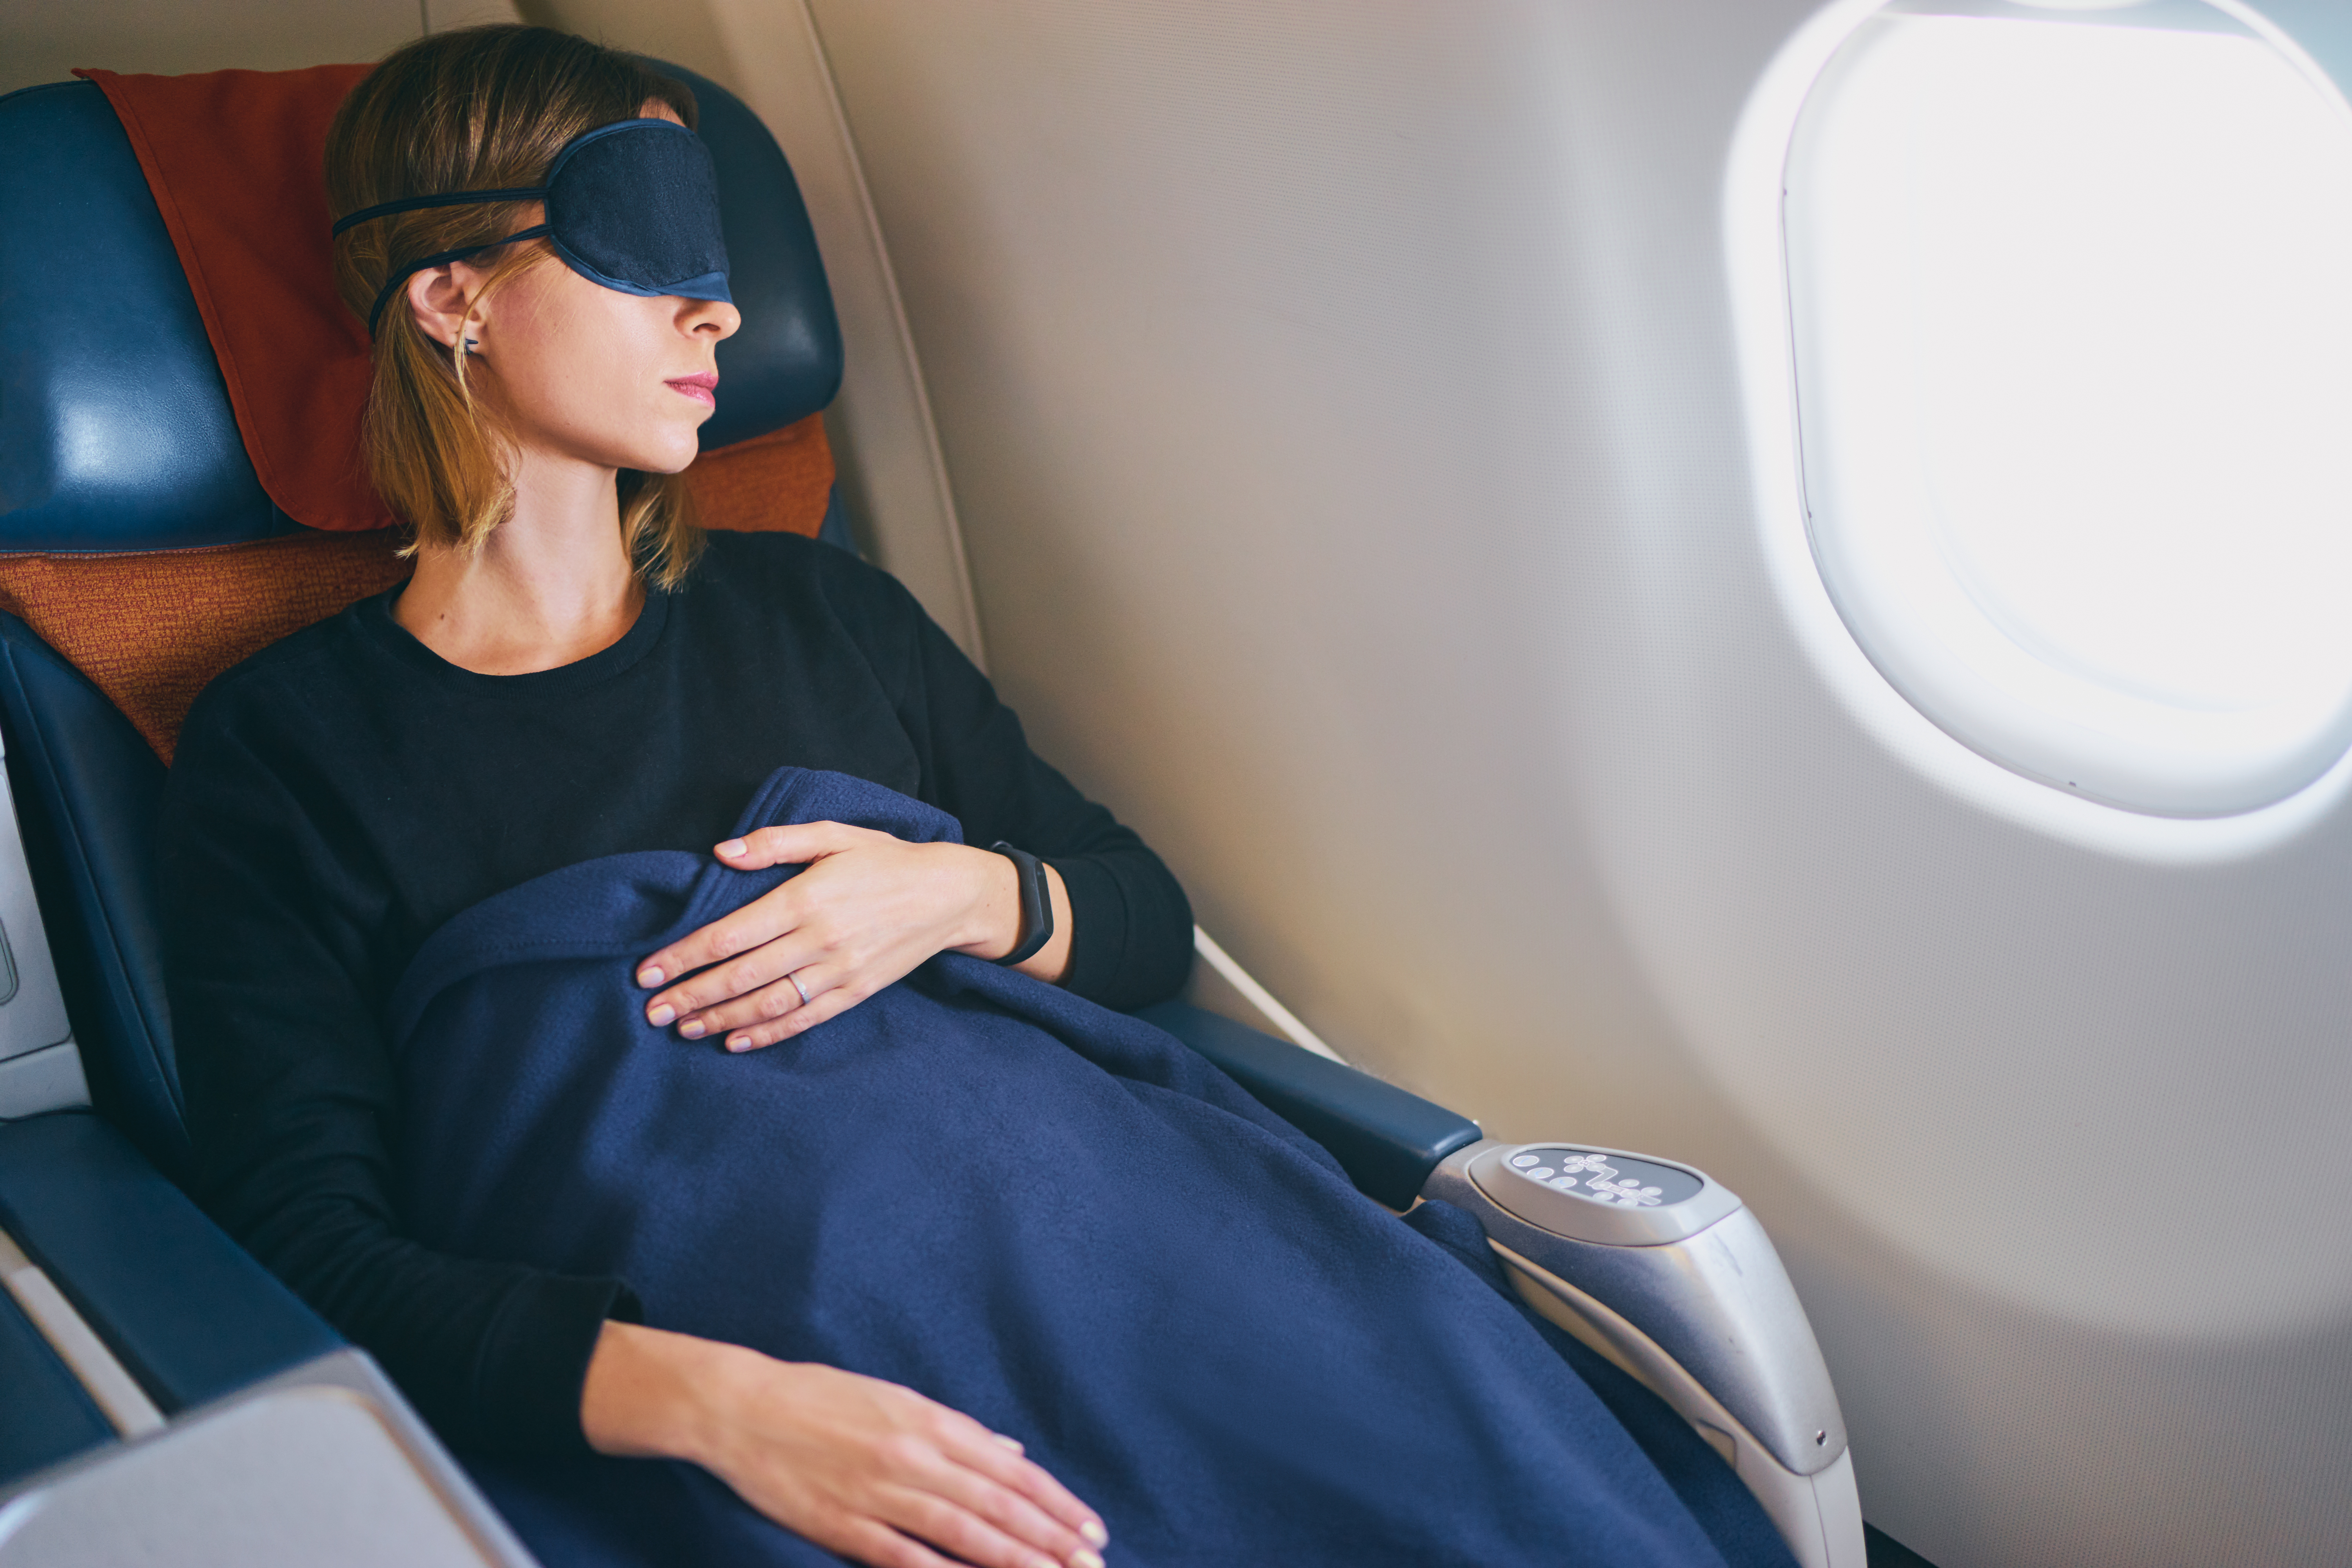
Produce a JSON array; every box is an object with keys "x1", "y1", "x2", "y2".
[{"x1": 404, "y1": 262, "x2": 481, "y2": 352}]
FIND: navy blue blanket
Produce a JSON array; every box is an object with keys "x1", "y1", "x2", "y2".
[{"x1": 389, "y1": 768, "x2": 1791, "y2": 1568}]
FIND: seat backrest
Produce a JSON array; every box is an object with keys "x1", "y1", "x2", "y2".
[{"x1": 0, "y1": 59, "x2": 846, "y2": 1180}]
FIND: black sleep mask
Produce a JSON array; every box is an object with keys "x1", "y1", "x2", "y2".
[{"x1": 333, "y1": 117, "x2": 733, "y2": 335}]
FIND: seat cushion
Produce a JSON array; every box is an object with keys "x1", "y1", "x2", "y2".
[
  {"x1": 685, "y1": 414, "x2": 836, "y2": 544},
  {"x1": 0, "y1": 403, "x2": 829, "y2": 766},
  {"x1": 0, "y1": 532, "x2": 410, "y2": 763}
]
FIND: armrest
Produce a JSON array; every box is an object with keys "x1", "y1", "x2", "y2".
[
  {"x1": 0, "y1": 1110, "x2": 341, "y2": 1415},
  {"x1": 1132, "y1": 999, "x2": 1480, "y2": 1208},
  {"x1": 0, "y1": 1279, "x2": 113, "y2": 1484},
  {"x1": 0, "y1": 1348, "x2": 540, "y2": 1567},
  {"x1": 1426, "y1": 1138, "x2": 1865, "y2": 1568}
]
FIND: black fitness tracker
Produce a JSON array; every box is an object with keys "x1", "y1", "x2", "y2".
[{"x1": 989, "y1": 842, "x2": 1054, "y2": 967}]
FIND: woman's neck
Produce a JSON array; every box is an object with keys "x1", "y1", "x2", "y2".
[{"x1": 394, "y1": 446, "x2": 647, "y2": 675}]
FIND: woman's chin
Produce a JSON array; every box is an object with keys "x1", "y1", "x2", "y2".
[{"x1": 626, "y1": 438, "x2": 707, "y2": 476}]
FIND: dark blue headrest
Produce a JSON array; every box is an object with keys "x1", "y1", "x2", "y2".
[
  {"x1": 0, "y1": 63, "x2": 840, "y2": 554},
  {"x1": 665, "y1": 60, "x2": 844, "y2": 450},
  {"x1": 0, "y1": 81, "x2": 282, "y2": 553}
]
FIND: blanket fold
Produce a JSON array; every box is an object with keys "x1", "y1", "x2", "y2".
[{"x1": 390, "y1": 767, "x2": 1786, "y2": 1568}]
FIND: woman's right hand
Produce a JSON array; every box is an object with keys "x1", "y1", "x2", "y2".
[{"x1": 581, "y1": 1321, "x2": 1110, "y2": 1568}]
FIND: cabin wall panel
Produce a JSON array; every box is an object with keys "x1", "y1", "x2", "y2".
[
  {"x1": 521, "y1": 0, "x2": 991, "y2": 661},
  {"x1": 797, "y1": 3, "x2": 2352, "y2": 1565},
  {"x1": 0, "y1": 0, "x2": 517, "y2": 97}
]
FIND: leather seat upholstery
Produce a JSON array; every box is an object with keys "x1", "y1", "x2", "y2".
[
  {"x1": 0, "y1": 622, "x2": 179, "y2": 1173},
  {"x1": 0, "y1": 59, "x2": 846, "y2": 1174},
  {"x1": 0, "y1": 81, "x2": 287, "y2": 551}
]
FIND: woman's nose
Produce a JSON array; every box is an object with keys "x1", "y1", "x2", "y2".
[{"x1": 688, "y1": 298, "x2": 743, "y2": 342}]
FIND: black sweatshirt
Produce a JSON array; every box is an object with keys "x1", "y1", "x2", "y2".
[{"x1": 159, "y1": 531, "x2": 1192, "y2": 1454}]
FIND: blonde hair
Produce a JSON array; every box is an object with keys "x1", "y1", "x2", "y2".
[{"x1": 325, "y1": 25, "x2": 704, "y2": 588}]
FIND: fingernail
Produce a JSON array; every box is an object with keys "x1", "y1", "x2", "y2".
[
  {"x1": 1080, "y1": 1521, "x2": 1109, "y2": 1549},
  {"x1": 727, "y1": 1035, "x2": 751, "y2": 1052},
  {"x1": 992, "y1": 1435, "x2": 1023, "y2": 1452},
  {"x1": 1071, "y1": 1550, "x2": 1105, "y2": 1568},
  {"x1": 648, "y1": 1005, "x2": 676, "y2": 1027},
  {"x1": 718, "y1": 839, "x2": 747, "y2": 857},
  {"x1": 637, "y1": 967, "x2": 664, "y2": 987},
  {"x1": 679, "y1": 1020, "x2": 706, "y2": 1039}
]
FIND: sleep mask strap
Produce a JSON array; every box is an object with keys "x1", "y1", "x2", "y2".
[
  {"x1": 360, "y1": 225, "x2": 551, "y2": 336},
  {"x1": 331, "y1": 187, "x2": 549, "y2": 237}
]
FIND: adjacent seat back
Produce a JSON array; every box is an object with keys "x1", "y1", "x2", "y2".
[{"x1": 0, "y1": 60, "x2": 847, "y2": 1179}]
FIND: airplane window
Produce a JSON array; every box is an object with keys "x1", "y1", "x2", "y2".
[{"x1": 1783, "y1": 0, "x2": 2352, "y2": 817}]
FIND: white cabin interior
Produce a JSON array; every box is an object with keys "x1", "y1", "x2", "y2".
[{"x1": 6, "y1": 3, "x2": 2352, "y2": 1565}]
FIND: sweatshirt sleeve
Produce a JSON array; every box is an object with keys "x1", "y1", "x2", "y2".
[
  {"x1": 160, "y1": 684, "x2": 634, "y2": 1455},
  {"x1": 820, "y1": 553, "x2": 1194, "y2": 1009}
]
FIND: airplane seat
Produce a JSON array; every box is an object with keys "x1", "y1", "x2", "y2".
[
  {"x1": 0, "y1": 54, "x2": 1865, "y2": 1568},
  {"x1": 0, "y1": 58, "x2": 846, "y2": 1183},
  {"x1": 0, "y1": 59, "x2": 837, "y2": 1534}
]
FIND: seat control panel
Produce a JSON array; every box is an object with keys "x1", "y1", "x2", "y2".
[{"x1": 1470, "y1": 1142, "x2": 1744, "y2": 1247}]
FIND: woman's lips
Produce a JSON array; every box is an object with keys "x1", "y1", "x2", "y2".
[{"x1": 666, "y1": 373, "x2": 719, "y2": 407}]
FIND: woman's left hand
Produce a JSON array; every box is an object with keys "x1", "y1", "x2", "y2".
[{"x1": 635, "y1": 822, "x2": 1070, "y2": 1051}]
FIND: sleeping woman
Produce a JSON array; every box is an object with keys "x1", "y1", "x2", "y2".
[{"x1": 160, "y1": 25, "x2": 1790, "y2": 1568}]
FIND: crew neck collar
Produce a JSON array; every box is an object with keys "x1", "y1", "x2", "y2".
[{"x1": 359, "y1": 581, "x2": 671, "y2": 693}]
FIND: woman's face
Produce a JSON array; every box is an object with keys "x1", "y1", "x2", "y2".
[
  {"x1": 472, "y1": 251, "x2": 739, "y2": 475},
  {"x1": 411, "y1": 103, "x2": 742, "y2": 477}
]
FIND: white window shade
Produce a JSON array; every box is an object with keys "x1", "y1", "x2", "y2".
[{"x1": 1784, "y1": 0, "x2": 2352, "y2": 817}]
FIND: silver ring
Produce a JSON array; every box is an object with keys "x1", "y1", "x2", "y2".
[{"x1": 788, "y1": 971, "x2": 813, "y2": 1008}]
